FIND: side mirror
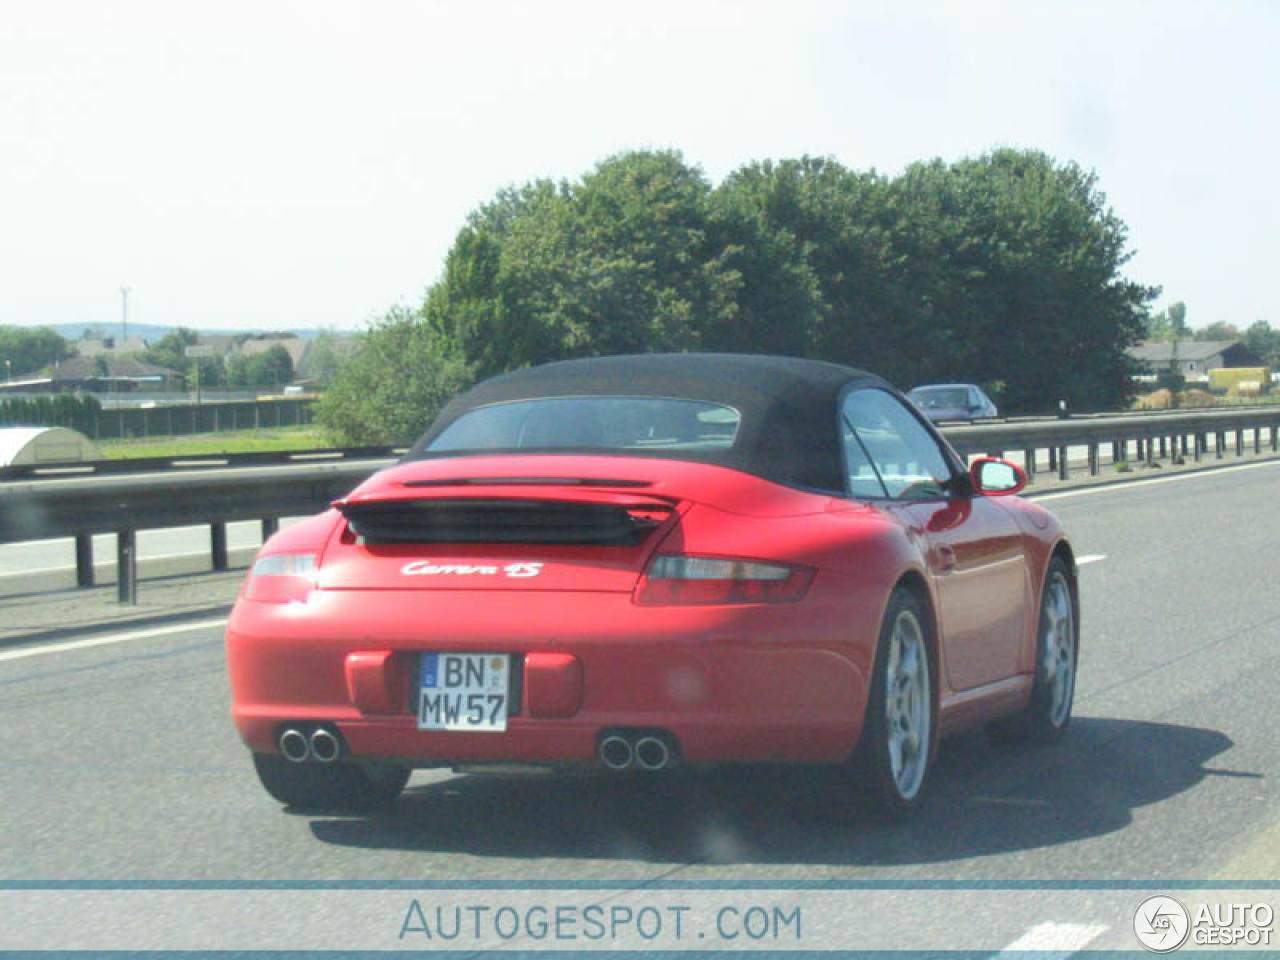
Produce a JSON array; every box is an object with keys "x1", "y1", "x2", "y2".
[{"x1": 970, "y1": 457, "x2": 1027, "y2": 497}]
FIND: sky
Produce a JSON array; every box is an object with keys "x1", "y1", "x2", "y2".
[{"x1": 2, "y1": 0, "x2": 1277, "y2": 335}]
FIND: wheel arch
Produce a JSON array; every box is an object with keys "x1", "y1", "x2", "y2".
[
  {"x1": 890, "y1": 569, "x2": 943, "y2": 760},
  {"x1": 1048, "y1": 538, "x2": 1081, "y2": 621}
]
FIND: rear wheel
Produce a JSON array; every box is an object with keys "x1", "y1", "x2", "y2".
[
  {"x1": 988, "y1": 556, "x2": 1077, "y2": 744},
  {"x1": 851, "y1": 588, "x2": 934, "y2": 818},
  {"x1": 252, "y1": 754, "x2": 410, "y2": 812}
]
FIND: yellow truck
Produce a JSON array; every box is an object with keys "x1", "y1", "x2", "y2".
[{"x1": 1208, "y1": 367, "x2": 1271, "y2": 396}]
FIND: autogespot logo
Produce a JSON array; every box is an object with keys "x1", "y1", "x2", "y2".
[{"x1": 1134, "y1": 896, "x2": 1191, "y2": 953}]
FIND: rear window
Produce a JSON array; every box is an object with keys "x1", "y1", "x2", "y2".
[
  {"x1": 909, "y1": 387, "x2": 969, "y2": 408},
  {"x1": 427, "y1": 397, "x2": 741, "y2": 453}
]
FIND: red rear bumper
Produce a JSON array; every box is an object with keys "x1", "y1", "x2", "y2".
[{"x1": 226, "y1": 586, "x2": 876, "y2": 766}]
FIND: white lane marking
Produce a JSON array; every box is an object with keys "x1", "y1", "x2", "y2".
[
  {"x1": 0, "y1": 617, "x2": 229, "y2": 663},
  {"x1": 1076, "y1": 554, "x2": 1107, "y2": 566},
  {"x1": 1033, "y1": 458, "x2": 1280, "y2": 502},
  {"x1": 994, "y1": 922, "x2": 1108, "y2": 957}
]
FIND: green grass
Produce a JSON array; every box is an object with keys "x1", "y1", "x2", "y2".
[{"x1": 97, "y1": 425, "x2": 336, "y2": 459}]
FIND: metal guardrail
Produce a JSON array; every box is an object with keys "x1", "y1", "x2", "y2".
[
  {"x1": 3, "y1": 407, "x2": 1280, "y2": 604},
  {"x1": 942, "y1": 408, "x2": 1280, "y2": 480},
  {"x1": 0, "y1": 445, "x2": 402, "y2": 482},
  {"x1": 0, "y1": 459, "x2": 394, "y2": 603}
]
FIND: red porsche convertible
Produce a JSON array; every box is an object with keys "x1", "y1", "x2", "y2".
[{"x1": 227, "y1": 354, "x2": 1078, "y2": 817}]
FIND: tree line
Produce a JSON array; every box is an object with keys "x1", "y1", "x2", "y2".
[
  {"x1": 318, "y1": 147, "x2": 1158, "y2": 444},
  {"x1": 0, "y1": 394, "x2": 101, "y2": 434}
]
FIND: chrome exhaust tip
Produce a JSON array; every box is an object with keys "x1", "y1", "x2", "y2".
[
  {"x1": 279, "y1": 728, "x2": 310, "y2": 763},
  {"x1": 599, "y1": 735, "x2": 634, "y2": 771},
  {"x1": 634, "y1": 736, "x2": 671, "y2": 771},
  {"x1": 309, "y1": 727, "x2": 341, "y2": 764}
]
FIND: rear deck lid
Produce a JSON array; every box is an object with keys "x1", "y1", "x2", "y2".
[{"x1": 320, "y1": 476, "x2": 680, "y2": 592}]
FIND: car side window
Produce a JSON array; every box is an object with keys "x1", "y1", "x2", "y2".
[
  {"x1": 841, "y1": 389, "x2": 955, "y2": 500},
  {"x1": 842, "y1": 419, "x2": 888, "y2": 498}
]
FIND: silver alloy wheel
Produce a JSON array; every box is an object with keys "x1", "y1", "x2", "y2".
[
  {"x1": 885, "y1": 608, "x2": 931, "y2": 800},
  {"x1": 1042, "y1": 570, "x2": 1076, "y2": 728}
]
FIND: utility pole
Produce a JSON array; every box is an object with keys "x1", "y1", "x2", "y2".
[{"x1": 120, "y1": 286, "x2": 130, "y2": 342}]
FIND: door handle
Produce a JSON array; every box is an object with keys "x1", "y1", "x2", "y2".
[{"x1": 934, "y1": 545, "x2": 957, "y2": 574}]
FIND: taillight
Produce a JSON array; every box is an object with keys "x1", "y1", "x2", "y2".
[
  {"x1": 634, "y1": 554, "x2": 814, "y2": 605},
  {"x1": 244, "y1": 553, "x2": 317, "y2": 604}
]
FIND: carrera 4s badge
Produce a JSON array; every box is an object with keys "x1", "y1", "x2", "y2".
[{"x1": 401, "y1": 561, "x2": 544, "y2": 579}]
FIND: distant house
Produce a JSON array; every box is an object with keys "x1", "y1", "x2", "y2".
[
  {"x1": 194, "y1": 334, "x2": 239, "y2": 357},
  {"x1": 49, "y1": 357, "x2": 183, "y2": 393},
  {"x1": 1127, "y1": 340, "x2": 1263, "y2": 378},
  {"x1": 74, "y1": 336, "x2": 150, "y2": 358}
]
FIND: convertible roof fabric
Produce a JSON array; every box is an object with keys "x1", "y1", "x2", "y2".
[{"x1": 407, "y1": 354, "x2": 883, "y2": 492}]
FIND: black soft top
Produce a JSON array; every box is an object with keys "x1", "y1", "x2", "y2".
[{"x1": 407, "y1": 353, "x2": 883, "y2": 492}]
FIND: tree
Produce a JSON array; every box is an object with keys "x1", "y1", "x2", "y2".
[
  {"x1": 710, "y1": 149, "x2": 1155, "y2": 410},
  {"x1": 430, "y1": 150, "x2": 741, "y2": 378},
  {"x1": 227, "y1": 345, "x2": 293, "y2": 387},
  {"x1": 0, "y1": 325, "x2": 70, "y2": 377},
  {"x1": 1195, "y1": 320, "x2": 1241, "y2": 342},
  {"x1": 708, "y1": 157, "x2": 876, "y2": 361},
  {"x1": 407, "y1": 147, "x2": 1156, "y2": 415},
  {"x1": 143, "y1": 328, "x2": 199, "y2": 371},
  {"x1": 314, "y1": 307, "x2": 474, "y2": 445},
  {"x1": 144, "y1": 328, "x2": 223, "y2": 388},
  {"x1": 888, "y1": 150, "x2": 1155, "y2": 411},
  {"x1": 297, "y1": 330, "x2": 347, "y2": 386},
  {"x1": 1242, "y1": 320, "x2": 1280, "y2": 367},
  {"x1": 1145, "y1": 301, "x2": 1191, "y2": 341}
]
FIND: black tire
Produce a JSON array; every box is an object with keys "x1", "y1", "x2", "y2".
[
  {"x1": 850, "y1": 587, "x2": 935, "y2": 818},
  {"x1": 252, "y1": 754, "x2": 410, "y2": 812},
  {"x1": 987, "y1": 555, "x2": 1077, "y2": 744}
]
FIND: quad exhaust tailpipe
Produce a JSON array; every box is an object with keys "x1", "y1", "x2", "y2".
[
  {"x1": 309, "y1": 727, "x2": 341, "y2": 763},
  {"x1": 597, "y1": 731, "x2": 678, "y2": 771},
  {"x1": 599, "y1": 735, "x2": 634, "y2": 771},
  {"x1": 278, "y1": 725, "x2": 342, "y2": 764},
  {"x1": 634, "y1": 736, "x2": 671, "y2": 771},
  {"x1": 279, "y1": 728, "x2": 310, "y2": 764}
]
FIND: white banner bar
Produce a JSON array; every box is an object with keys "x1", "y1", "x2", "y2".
[{"x1": 0, "y1": 887, "x2": 1275, "y2": 952}]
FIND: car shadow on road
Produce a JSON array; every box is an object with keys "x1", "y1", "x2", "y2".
[{"x1": 307, "y1": 717, "x2": 1242, "y2": 866}]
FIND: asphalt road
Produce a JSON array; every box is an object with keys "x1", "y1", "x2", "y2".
[{"x1": 3, "y1": 460, "x2": 1278, "y2": 952}]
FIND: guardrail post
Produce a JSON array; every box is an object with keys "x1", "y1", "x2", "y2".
[
  {"x1": 1194, "y1": 433, "x2": 1204, "y2": 462},
  {"x1": 1145, "y1": 438, "x2": 1154, "y2": 467},
  {"x1": 1057, "y1": 446, "x2": 1068, "y2": 481},
  {"x1": 1235, "y1": 427, "x2": 1244, "y2": 457},
  {"x1": 1048, "y1": 448, "x2": 1058, "y2": 472},
  {"x1": 1256, "y1": 426, "x2": 1263, "y2": 455},
  {"x1": 211, "y1": 522, "x2": 228, "y2": 571},
  {"x1": 1023, "y1": 449, "x2": 1035, "y2": 483},
  {"x1": 1088, "y1": 444, "x2": 1099, "y2": 476},
  {"x1": 75, "y1": 535, "x2": 94, "y2": 588},
  {"x1": 1273, "y1": 426, "x2": 1278, "y2": 452},
  {"x1": 1215, "y1": 431, "x2": 1225, "y2": 458},
  {"x1": 262, "y1": 517, "x2": 279, "y2": 540},
  {"x1": 117, "y1": 530, "x2": 137, "y2": 605}
]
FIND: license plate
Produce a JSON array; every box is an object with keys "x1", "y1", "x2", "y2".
[{"x1": 418, "y1": 653, "x2": 510, "y2": 732}]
